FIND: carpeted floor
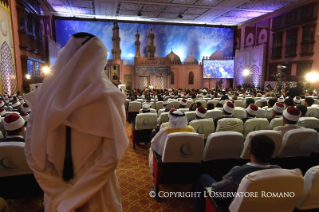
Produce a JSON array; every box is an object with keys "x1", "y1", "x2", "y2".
[{"x1": 6, "y1": 122, "x2": 194, "y2": 212}]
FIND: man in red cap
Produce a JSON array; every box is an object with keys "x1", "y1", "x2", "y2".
[
  {"x1": 149, "y1": 109, "x2": 195, "y2": 174},
  {"x1": 179, "y1": 98, "x2": 187, "y2": 108},
  {"x1": 242, "y1": 104, "x2": 259, "y2": 123},
  {"x1": 0, "y1": 113, "x2": 25, "y2": 142},
  {"x1": 214, "y1": 101, "x2": 235, "y2": 129},
  {"x1": 195, "y1": 106, "x2": 207, "y2": 119},
  {"x1": 274, "y1": 106, "x2": 302, "y2": 136},
  {"x1": 268, "y1": 102, "x2": 285, "y2": 122}
]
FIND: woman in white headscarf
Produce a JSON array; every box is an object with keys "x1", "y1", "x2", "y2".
[{"x1": 24, "y1": 34, "x2": 128, "y2": 212}]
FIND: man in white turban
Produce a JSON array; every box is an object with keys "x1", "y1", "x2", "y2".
[{"x1": 24, "y1": 33, "x2": 128, "y2": 212}]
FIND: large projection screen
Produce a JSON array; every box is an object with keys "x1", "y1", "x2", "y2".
[{"x1": 203, "y1": 60, "x2": 234, "y2": 78}]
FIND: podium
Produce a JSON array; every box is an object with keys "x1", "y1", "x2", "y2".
[{"x1": 118, "y1": 84, "x2": 125, "y2": 93}]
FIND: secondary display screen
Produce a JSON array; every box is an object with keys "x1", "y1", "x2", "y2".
[{"x1": 203, "y1": 60, "x2": 234, "y2": 78}]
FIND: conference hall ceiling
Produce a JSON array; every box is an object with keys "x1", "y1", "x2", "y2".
[{"x1": 40, "y1": 0, "x2": 305, "y2": 25}]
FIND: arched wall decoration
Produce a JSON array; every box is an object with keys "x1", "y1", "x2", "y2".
[
  {"x1": 251, "y1": 64, "x2": 260, "y2": 87},
  {"x1": 246, "y1": 33, "x2": 254, "y2": 46},
  {"x1": 258, "y1": 29, "x2": 267, "y2": 44},
  {"x1": 189, "y1": 71, "x2": 194, "y2": 85},
  {"x1": 245, "y1": 52, "x2": 250, "y2": 66},
  {"x1": 235, "y1": 66, "x2": 244, "y2": 86},
  {"x1": 0, "y1": 41, "x2": 16, "y2": 95}
]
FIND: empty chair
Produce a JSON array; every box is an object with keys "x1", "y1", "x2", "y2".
[
  {"x1": 243, "y1": 118, "x2": 269, "y2": 138},
  {"x1": 297, "y1": 117, "x2": 319, "y2": 129},
  {"x1": 189, "y1": 118, "x2": 214, "y2": 139},
  {"x1": 139, "y1": 108, "x2": 156, "y2": 114},
  {"x1": 216, "y1": 118, "x2": 243, "y2": 133},
  {"x1": 158, "y1": 112, "x2": 169, "y2": 127},
  {"x1": 256, "y1": 108, "x2": 266, "y2": 118},
  {"x1": 269, "y1": 117, "x2": 284, "y2": 130},
  {"x1": 234, "y1": 100, "x2": 244, "y2": 108},
  {"x1": 0, "y1": 142, "x2": 43, "y2": 199},
  {"x1": 229, "y1": 169, "x2": 304, "y2": 212},
  {"x1": 153, "y1": 133, "x2": 204, "y2": 200},
  {"x1": 128, "y1": 102, "x2": 142, "y2": 123},
  {"x1": 264, "y1": 108, "x2": 273, "y2": 119},
  {"x1": 277, "y1": 129, "x2": 318, "y2": 172},
  {"x1": 255, "y1": 100, "x2": 261, "y2": 107},
  {"x1": 306, "y1": 107, "x2": 319, "y2": 118},
  {"x1": 177, "y1": 108, "x2": 189, "y2": 113},
  {"x1": 296, "y1": 166, "x2": 319, "y2": 210},
  {"x1": 132, "y1": 113, "x2": 158, "y2": 149},
  {"x1": 205, "y1": 109, "x2": 223, "y2": 120},
  {"x1": 186, "y1": 100, "x2": 193, "y2": 108},
  {"x1": 155, "y1": 101, "x2": 163, "y2": 110},
  {"x1": 232, "y1": 107, "x2": 246, "y2": 119},
  {"x1": 196, "y1": 99, "x2": 207, "y2": 108},
  {"x1": 240, "y1": 130, "x2": 282, "y2": 159},
  {"x1": 185, "y1": 111, "x2": 196, "y2": 123},
  {"x1": 202, "y1": 132, "x2": 244, "y2": 180}
]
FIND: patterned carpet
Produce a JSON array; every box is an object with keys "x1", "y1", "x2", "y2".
[{"x1": 6, "y1": 122, "x2": 194, "y2": 212}]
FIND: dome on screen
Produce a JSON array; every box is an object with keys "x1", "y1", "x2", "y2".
[
  {"x1": 166, "y1": 49, "x2": 181, "y2": 64},
  {"x1": 185, "y1": 52, "x2": 198, "y2": 64},
  {"x1": 209, "y1": 47, "x2": 224, "y2": 59}
]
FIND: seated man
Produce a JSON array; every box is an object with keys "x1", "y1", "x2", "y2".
[
  {"x1": 195, "y1": 106, "x2": 207, "y2": 119},
  {"x1": 207, "y1": 103, "x2": 215, "y2": 110},
  {"x1": 296, "y1": 105, "x2": 307, "y2": 117},
  {"x1": 12, "y1": 100, "x2": 22, "y2": 113},
  {"x1": 265, "y1": 98, "x2": 277, "y2": 109},
  {"x1": 268, "y1": 102, "x2": 285, "y2": 122},
  {"x1": 242, "y1": 104, "x2": 258, "y2": 123},
  {"x1": 180, "y1": 98, "x2": 187, "y2": 108},
  {"x1": 284, "y1": 98, "x2": 294, "y2": 108},
  {"x1": 149, "y1": 109, "x2": 195, "y2": 174},
  {"x1": 305, "y1": 97, "x2": 318, "y2": 107},
  {"x1": 194, "y1": 135, "x2": 279, "y2": 212},
  {"x1": 278, "y1": 95, "x2": 285, "y2": 103},
  {"x1": 189, "y1": 102, "x2": 202, "y2": 111},
  {"x1": 0, "y1": 113, "x2": 25, "y2": 142},
  {"x1": 260, "y1": 97, "x2": 267, "y2": 108},
  {"x1": 293, "y1": 96, "x2": 301, "y2": 106},
  {"x1": 214, "y1": 101, "x2": 235, "y2": 129},
  {"x1": 274, "y1": 106, "x2": 301, "y2": 136},
  {"x1": 245, "y1": 98, "x2": 254, "y2": 108}
]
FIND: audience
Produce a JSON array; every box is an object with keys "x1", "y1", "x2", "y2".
[
  {"x1": 194, "y1": 135, "x2": 279, "y2": 212},
  {"x1": 305, "y1": 97, "x2": 314, "y2": 107},
  {"x1": 195, "y1": 106, "x2": 207, "y2": 119},
  {"x1": 214, "y1": 101, "x2": 234, "y2": 128},
  {"x1": 260, "y1": 97, "x2": 267, "y2": 107},
  {"x1": 283, "y1": 98, "x2": 294, "y2": 108},
  {"x1": 268, "y1": 102, "x2": 285, "y2": 122},
  {"x1": 0, "y1": 113, "x2": 25, "y2": 142},
  {"x1": 180, "y1": 98, "x2": 187, "y2": 108},
  {"x1": 293, "y1": 96, "x2": 301, "y2": 105},
  {"x1": 207, "y1": 103, "x2": 215, "y2": 110},
  {"x1": 242, "y1": 104, "x2": 258, "y2": 123},
  {"x1": 296, "y1": 105, "x2": 307, "y2": 117}
]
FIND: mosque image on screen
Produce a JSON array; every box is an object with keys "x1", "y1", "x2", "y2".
[{"x1": 203, "y1": 60, "x2": 234, "y2": 79}]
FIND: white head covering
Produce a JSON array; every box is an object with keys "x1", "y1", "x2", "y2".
[
  {"x1": 168, "y1": 109, "x2": 188, "y2": 129},
  {"x1": 24, "y1": 35, "x2": 129, "y2": 170}
]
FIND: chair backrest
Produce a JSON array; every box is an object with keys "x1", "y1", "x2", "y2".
[
  {"x1": 264, "y1": 108, "x2": 273, "y2": 119},
  {"x1": 186, "y1": 100, "x2": 193, "y2": 108},
  {"x1": 243, "y1": 118, "x2": 269, "y2": 138},
  {"x1": 220, "y1": 100, "x2": 225, "y2": 105},
  {"x1": 178, "y1": 108, "x2": 189, "y2": 113},
  {"x1": 269, "y1": 118, "x2": 283, "y2": 130},
  {"x1": 216, "y1": 118, "x2": 243, "y2": 133},
  {"x1": 297, "y1": 165, "x2": 319, "y2": 210},
  {"x1": 189, "y1": 118, "x2": 215, "y2": 139},
  {"x1": 205, "y1": 109, "x2": 223, "y2": 120},
  {"x1": 202, "y1": 132, "x2": 243, "y2": 161},
  {"x1": 158, "y1": 112, "x2": 169, "y2": 126},
  {"x1": 162, "y1": 133, "x2": 204, "y2": 163},
  {"x1": 155, "y1": 101, "x2": 163, "y2": 110},
  {"x1": 128, "y1": 102, "x2": 142, "y2": 112},
  {"x1": 185, "y1": 111, "x2": 196, "y2": 123},
  {"x1": 301, "y1": 99, "x2": 305, "y2": 105},
  {"x1": 278, "y1": 128, "x2": 319, "y2": 157},
  {"x1": 256, "y1": 108, "x2": 265, "y2": 118},
  {"x1": 306, "y1": 107, "x2": 319, "y2": 118},
  {"x1": 170, "y1": 101, "x2": 180, "y2": 109},
  {"x1": 203, "y1": 98, "x2": 211, "y2": 103},
  {"x1": 139, "y1": 109, "x2": 156, "y2": 114},
  {"x1": 124, "y1": 99, "x2": 131, "y2": 109},
  {"x1": 0, "y1": 142, "x2": 33, "y2": 177},
  {"x1": 237, "y1": 97, "x2": 244, "y2": 100},
  {"x1": 255, "y1": 100, "x2": 261, "y2": 107},
  {"x1": 207, "y1": 100, "x2": 220, "y2": 106},
  {"x1": 234, "y1": 100, "x2": 244, "y2": 108},
  {"x1": 240, "y1": 130, "x2": 282, "y2": 159},
  {"x1": 297, "y1": 117, "x2": 319, "y2": 129},
  {"x1": 229, "y1": 169, "x2": 304, "y2": 212},
  {"x1": 213, "y1": 98, "x2": 221, "y2": 101},
  {"x1": 196, "y1": 99, "x2": 207, "y2": 108},
  {"x1": 135, "y1": 113, "x2": 157, "y2": 130},
  {"x1": 158, "y1": 108, "x2": 165, "y2": 117},
  {"x1": 232, "y1": 107, "x2": 246, "y2": 119}
]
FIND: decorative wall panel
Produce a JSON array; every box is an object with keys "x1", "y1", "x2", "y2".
[{"x1": 139, "y1": 76, "x2": 148, "y2": 89}]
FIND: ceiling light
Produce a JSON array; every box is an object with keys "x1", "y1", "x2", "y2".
[
  {"x1": 137, "y1": 12, "x2": 142, "y2": 16},
  {"x1": 178, "y1": 14, "x2": 183, "y2": 18}
]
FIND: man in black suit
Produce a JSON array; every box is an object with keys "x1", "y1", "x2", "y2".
[{"x1": 0, "y1": 113, "x2": 25, "y2": 142}]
